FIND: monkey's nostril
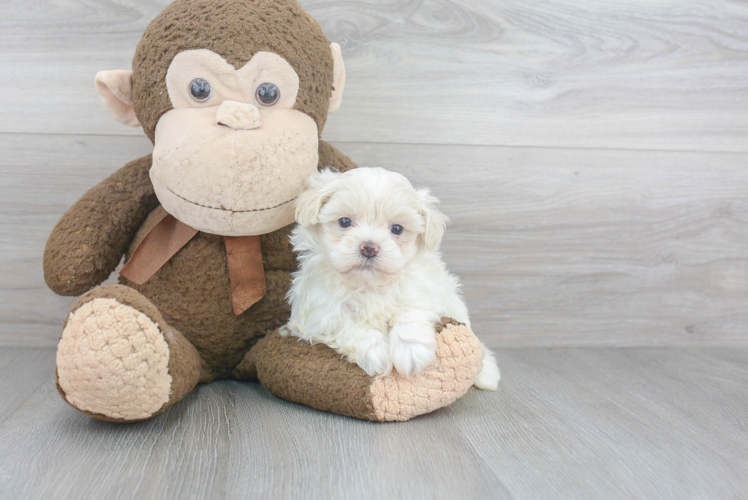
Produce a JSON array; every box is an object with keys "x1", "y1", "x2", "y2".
[{"x1": 360, "y1": 241, "x2": 379, "y2": 259}]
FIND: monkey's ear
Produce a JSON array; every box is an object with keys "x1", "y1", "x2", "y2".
[
  {"x1": 295, "y1": 169, "x2": 341, "y2": 226},
  {"x1": 416, "y1": 189, "x2": 449, "y2": 251},
  {"x1": 328, "y1": 43, "x2": 346, "y2": 114},
  {"x1": 94, "y1": 70, "x2": 141, "y2": 127}
]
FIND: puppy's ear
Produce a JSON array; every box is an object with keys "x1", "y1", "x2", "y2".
[
  {"x1": 295, "y1": 169, "x2": 341, "y2": 226},
  {"x1": 417, "y1": 189, "x2": 449, "y2": 251}
]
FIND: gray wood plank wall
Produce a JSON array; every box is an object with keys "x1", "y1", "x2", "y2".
[{"x1": 1, "y1": 0, "x2": 747, "y2": 347}]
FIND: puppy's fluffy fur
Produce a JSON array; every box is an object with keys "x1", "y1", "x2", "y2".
[{"x1": 283, "y1": 167, "x2": 500, "y2": 390}]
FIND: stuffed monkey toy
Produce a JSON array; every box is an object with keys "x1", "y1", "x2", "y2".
[{"x1": 44, "y1": 0, "x2": 484, "y2": 423}]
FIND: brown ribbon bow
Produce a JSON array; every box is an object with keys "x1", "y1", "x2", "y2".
[{"x1": 120, "y1": 214, "x2": 266, "y2": 315}]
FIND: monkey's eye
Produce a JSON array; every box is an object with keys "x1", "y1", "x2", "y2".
[
  {"x1": 189, "y1": 78, "x2": 212, "y2": 102},
  {"x1": 256, "y1": 83, "x2": 280, "y2": 106},
  {"x1": 339, "y1": 218, "x2": 352, "y2": 228},
  {"x1": 390, "y1": 224, "x2": 404, "y2": 235}
]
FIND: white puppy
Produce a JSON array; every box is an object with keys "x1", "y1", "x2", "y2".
[{"x1": 283, "y1": 167, "x2": 500, "y2": 390}]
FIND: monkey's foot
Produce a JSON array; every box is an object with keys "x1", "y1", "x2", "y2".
[
  {"x1": 56, "y1": 285, "x2": 200, "y2": 422},
  {"x1": 369, "y1": 320, "x2": 483, "y2": 421},
  {"x1": 240, "y1": 318, "x2": 483, "y2": 422}
]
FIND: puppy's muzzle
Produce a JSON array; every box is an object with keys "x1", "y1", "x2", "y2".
[{"x1": 360, "y1": 241, "x2": 379, "y2": 259}]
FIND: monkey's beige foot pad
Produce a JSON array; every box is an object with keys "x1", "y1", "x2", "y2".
[
  {"x1": 369, "y1": 321, "x2": 483, "y2": 421},
  {"x1": 56, "y1": 297, "x2": 172, "y2": 421},
  {"x1": 244, "y1": 319, "x2": 483, "y2": 422}
]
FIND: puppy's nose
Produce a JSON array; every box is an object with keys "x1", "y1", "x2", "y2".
[
  {"x1": 360, "y1": 242, "x2": 379, "y2": 259},
  {"x1": 215, "y1": 100, "x2": 261, "y2": 130}
]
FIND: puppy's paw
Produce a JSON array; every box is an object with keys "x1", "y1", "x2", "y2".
[
  {"x1": 474, "y1": 347, "x2": 501, "y2": 391},
  {"x1": 354, "y1": 331, "x2": 392, "y2": 376},
  {"x1": 389, "y1": 322, "x2": 437, "y2": 378}
]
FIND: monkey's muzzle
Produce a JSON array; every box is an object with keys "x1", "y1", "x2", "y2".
[{"x1": 150, "y1": 105, "x2": 319, "y2": 236}]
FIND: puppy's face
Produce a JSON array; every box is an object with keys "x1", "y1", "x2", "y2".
[{"x1": 295, "y1": 168, "x2": 447, "y2": 285}]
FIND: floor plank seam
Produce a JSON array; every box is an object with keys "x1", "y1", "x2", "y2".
[
  {"x1": 444, "y1": 403, "x2": 517, "y2": 499},
  {"x1": 2, "y1": 376, "x2": 52, "y2": 423},
  {"x1": 2, "y1": 131, "x2": 746, "y2": 156}
]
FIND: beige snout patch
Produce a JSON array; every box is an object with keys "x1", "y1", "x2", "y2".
[
  {"x1": 56, "y1": 298, "x2": 172, "y2": 420},
  {"x1": 215, "y1": 100, "x2": 261, "y2": 130}
]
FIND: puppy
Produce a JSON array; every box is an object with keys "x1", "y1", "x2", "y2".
[{"x1": 283, "y1": 167, "x2": 500, "y2": 390}]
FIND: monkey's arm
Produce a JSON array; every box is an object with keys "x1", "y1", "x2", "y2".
[
  {"x1": 44, "y1": 154, "x2": 159, "y2": 296},
  {"x1": 236, "y1": 319, "x2": 483, "y2": 421},
  {"x1": 318, "y1": 140, "x2": 358, "y2": 173}
]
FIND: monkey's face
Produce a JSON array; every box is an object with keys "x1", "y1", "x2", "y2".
[
  {"x1": 150, "y1": 50, "x2": 318, "y2": 236},
  {"x1": 95, "y1": 0, "x2": 346, "y2": 236}
]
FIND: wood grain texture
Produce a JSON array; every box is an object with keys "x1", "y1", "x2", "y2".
[
  {"x1": 4, "y1": 133, "x2": 746, "y2": 347},
  {"x1": 0, "y1": 346, "x2": 745, "y2": 499},
  {"x1": 447, "y1": 347, "x2": 748, "y2": 499},
  {"x1": 1, "y1": 0, "x2": 747, "y2": 151},
  {"x1": 0, "y1": 133, "x2": 153, "y2": 346},
  {"x1": 335, "y1": 142, "x2": 748, "y2": 348},
  {"x1": 0, "y1": 347, "x2": 56, "y2": 422},
  {"x1": 3, "y1": 1, "x2": 747, "y2": 498}
]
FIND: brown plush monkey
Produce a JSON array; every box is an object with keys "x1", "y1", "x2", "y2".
[{"x1": 44, "y1": 0, "x2": 483, "y2": 423}]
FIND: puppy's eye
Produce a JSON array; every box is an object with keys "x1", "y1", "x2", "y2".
[
  {"x1": 339, "y1": 218, "x2": 352, "y2": 228},
  {"x1": 390, "y1": 224, "x2": 403, "y2": 235},
  {"x1": 190, "y1": 78, "x2": 212, "y2": 102}
]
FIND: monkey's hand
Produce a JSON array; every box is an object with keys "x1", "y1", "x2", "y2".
[{"x1": 44, "y1": 154, "x2": 158, "y2": 296}]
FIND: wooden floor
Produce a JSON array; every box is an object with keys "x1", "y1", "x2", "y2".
[
  {"x1": 0, "y1": 346, "x2": 746, "y2": 499},
  {"x1": 2, "y1": 0, "x2": 748, "y2": 498}
]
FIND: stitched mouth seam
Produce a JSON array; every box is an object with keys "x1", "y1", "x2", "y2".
[{"x1": 167, "y1": 188, "x2": 296, "y2": 213}]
